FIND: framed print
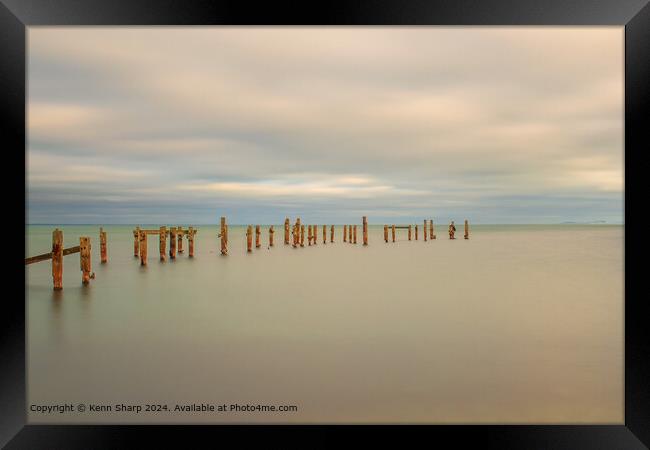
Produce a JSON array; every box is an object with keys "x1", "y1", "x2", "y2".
[{"x1": 3, "y1": 0, "x2": 649, "y2": 447}]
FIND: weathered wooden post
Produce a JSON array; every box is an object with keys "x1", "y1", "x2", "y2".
[
  {"x1": 255, "y1": 225, "x2": 261, "y2": 248},
  {"x1": 133, "y1": 227, "x2": 140, "y2": 257},
  {"x1": 384, "y1": 225, "x2": 388, "y2": 242},
  {"x1": 430, "y1": 220, "x2": 435, "y2": 240},
  {"x1": 80, "y1": 236, "x2": 92, "y2": 283},
  {"x1": 99, "y1": 227, "x2": 107, "y2": 263},
  {"x1": 391, "y1": 224, "x2": 396, "y2": 242},
  {"x1": 294, "y1": 218, "x2": 301, "y2": 247},
  {"x1": 188, "y1": 226, "x2": 195, "y2": 257},
  {"x1": 269, "y1": 225, "x2": 275, "y2": 247},
  {"x1": 159, "y1": 226, "x2": 167, "y2": 261},
  {"x1": 323, "y1": 225, "x2": 327, "y2": 244},
  {"x1": 449, "y1": 221, "x2": 456, "y2": 239},
  {"x1": 139, "y1": 230, "x2": 147, "y2": 266},
  {"x1": 246, "y1": 225, "x2": 253, "y2": 252},
  {"x1": 464, "y1": 220, "x2": 469, "y2": 239},
  {"x1": 424, "y1": 220, "x2": 428, "y2": 242},
  {"x1": 408, "y1": 225, "x2": 412, "y2": 241},
  {"x1": 415, "y1": 224, "x2": 419, "y2": 240},
  {"x1": 169, "y1": 227, "x2": 177, "y2": 259},
  {"x1": 177, "y1": 226, "x2": 184, "y2": 253},
  {"x1": 330, "y1": 225, "x2": 334, "y2": 243},
  {"x1": 52, "y1": 229, "x2": 63, "y2": 290},
  {"x1": 353, "y1": 225, "x2": 357, "y2": 244},
  {"x1": 313, "y1": 224, "x2": 318, "y2": 245},
  {"x1": 300, "y1": 225, "x2": 305, "y2": 247},
  {"x1": 284, "y1": 218, "x2": 290, "y2": 245},
  {"x1": 343, "y1": 225, "x2": 348, "y2": 243},
  {"x1": 362, "y1": 216, "x2": 368, "y2": 245},
  {"x1": 219, "y1": 217, "x2": 228, "y2": 255},
  {"x1": 308, "y1": 225, "x2": 313, "y2": 246}
]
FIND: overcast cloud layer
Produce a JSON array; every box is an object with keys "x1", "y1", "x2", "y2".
[{"x1": 27, "y1": 27, "x2": 623, "y2": 224}]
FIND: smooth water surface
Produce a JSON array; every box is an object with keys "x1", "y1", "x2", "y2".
[{"x1": 26, "y1": 224, "x2": 623, "y2": 423}]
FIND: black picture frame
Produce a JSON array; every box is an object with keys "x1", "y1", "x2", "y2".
[{"x1": 3, "y1": 0, "x2": 648, "y2": 447}]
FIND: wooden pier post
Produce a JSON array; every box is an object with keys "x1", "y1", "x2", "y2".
[
  {"x1": 330, "y1": 225, "x2": 334, "y2": 243},
  {"x1": 255, "y1": 225, "x2": 261, "y2": 248},
  {"x1": 384, "y1": 225, "x2": 388, "y2": 242},
  {"x1": 139, "y1": 230, "x2": 147, "y2": 266},
  {"x1": 449, "y1": 221, "x2": 456, "y2": 239},
  {"x1": 424, "y1": 220, "x2": 428, "y2": 242},
  {"x1": 269, "y1": 225, "x2": 275, "y2": 247},
  {"x1": 307, "y1": 225, "x2": 312, "y2": 246},
  {"x1": 300, "y1": 225, "x2": 305, "y2": 247},
  {"x1": 313, "y1": 224, "x2": 318, "y2": 245},
  {"x1": 415, "y1": 224, "x2": 419, "y2": 240},
  {"x1": 246, "y1": 225, "x2": 253, "y2": 252},
  {"x1": 169, "y1": 227, "x2": 177, "y2": 259},
  {"x1": 159, "y1": 226, "x2": 167, "y2": 261},
  {"x1": 80, "y1": 236, "x2": 92, "y2": 283},
  {"x1": 430, "y1": 220, "x2": 436, "y2": 239},
  {"x1": 99, "y1": 227, "x2": 107, "y2": 263},
  {"x1": 408, "y1": 225, "x2": 412, "y2": 241},
  {"x1": 391, "y1": 225, "x2": 396, "y2": 243},
  {"x1": 52, "y1": 229, "x2": 63, "y2": 290},
  {"x1": 323, "y1": 225, "x2": 327, "y2": 244},
  {"x1": 284, "y1": 218, "x2": 290, "y2": 245},
  {"x1": 464, "y1": 220, "x2": 469, "y2": 239},
  {"x1": 177, "y1": 226, "x2": 184, "y2": 253},
  {"x1": 353, "y1": 225, "x2": 357, "y2": 244},
  {"x1": 362, "y1": 216, "x2": 368, "y2": 245},
  {"x1": 294, "y1": 218, "x2": 301, "y2": 247},
  {"x1": 343, "y1": 225, "x2": 347, "y2": 243},
  {"x1": 188, "y1": 226, "x2": 195, "y2": 257},
  {"x1": 219, "y1": 217, "x2": 228, "y2": 255},
  {"x1": 133, "y1": 227, "x2": 140, "y2": 257}
]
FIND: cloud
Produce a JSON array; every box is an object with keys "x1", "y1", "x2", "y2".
[{"x1": 27, "y1": 27, "x2": 623, "y2": 224}]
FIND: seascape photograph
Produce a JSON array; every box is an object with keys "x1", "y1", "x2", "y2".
[{"x1": 25, "y1": 27, "x2": 624, "y2": 424}]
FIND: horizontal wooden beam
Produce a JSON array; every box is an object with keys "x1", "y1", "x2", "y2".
[
  {"x1": 141, "y1": 229, "x2": 162, "y2": 235},
  {"x1": 136, "y1": 229, "x2": 198, "y2": 235},
  {"x1": 25, "y1": 245, "x2": 81, "y2": 265},
  {"x1": 25, "y1": 252, "x2": 53, "y2": 265},
  {"x1": 63, "y1": 245, "x2": 81, "y2": 256}
]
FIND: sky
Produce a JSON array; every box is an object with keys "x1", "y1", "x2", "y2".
[{"x1": 27, "y1": 27, "x2": 624, "y2": 224}]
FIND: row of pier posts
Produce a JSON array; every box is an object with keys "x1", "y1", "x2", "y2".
[
  {"x1": 245, "y1": 223, "x2": 278, "y2": 252},
  {"x1": 384, "y1": 220, "x2": 469, "y2": 242},
  {"x1": 134, "y1": 226, "x2": 198, "y2": 265},
  {"x1": 27, "y1": 217, "x2": 470, "y2": 289},
  {"x1": 24, "y1": 228, "x2": 95, "y2": 290}
]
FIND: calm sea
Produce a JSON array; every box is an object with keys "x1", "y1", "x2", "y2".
[{"x1": 25, "y1": 224, "x2": 623, "y2": 423}]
